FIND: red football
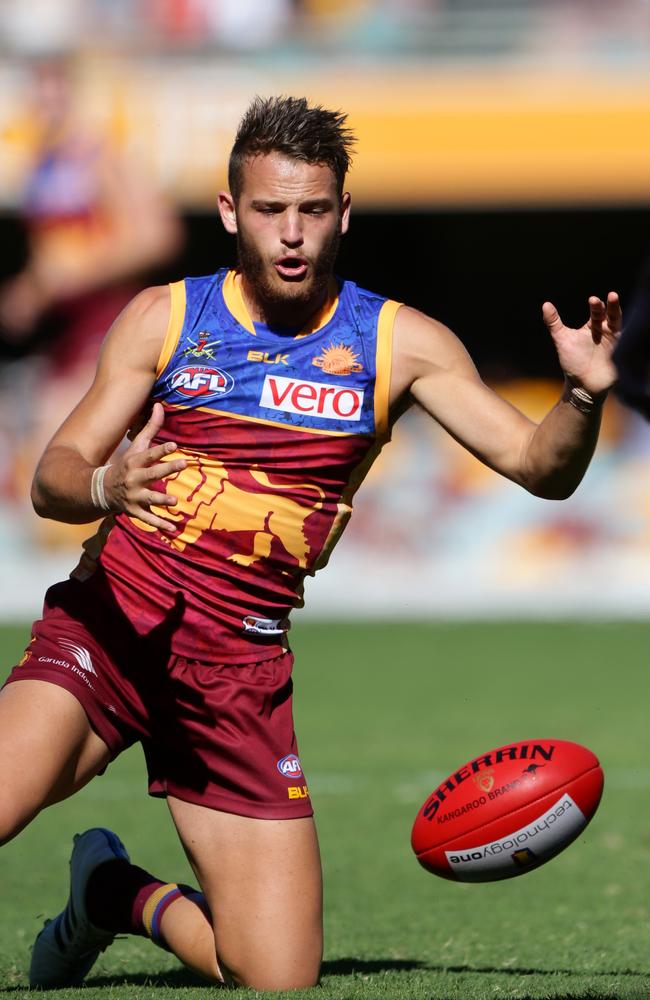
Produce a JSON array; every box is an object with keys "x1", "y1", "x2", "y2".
[{"x1": 411, "y1": 739, "x2": 604, "y2": 882}]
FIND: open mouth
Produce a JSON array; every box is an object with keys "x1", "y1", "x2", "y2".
[{"x1": 274, "y1": 256, "x2": 308, "y2": 280}]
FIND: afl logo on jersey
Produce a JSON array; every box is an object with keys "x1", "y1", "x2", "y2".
[
  {"x1": 169, "y1": 365, "x2": 234, "y2": 399},
  {"x1": 277, "y1": 754, "x2": 304, "y2": 779}
]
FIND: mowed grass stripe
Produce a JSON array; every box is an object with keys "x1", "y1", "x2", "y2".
[{"x1": 1, "y1": 620, "x2": 648, "y2": 999}]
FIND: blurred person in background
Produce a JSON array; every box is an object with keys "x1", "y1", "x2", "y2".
[
  {"x1": 140, "y1": 0, "x2": 297, "y2": 49},
  {"x1": 0, "y1": 54, "x2": 183, "y2": 524}
]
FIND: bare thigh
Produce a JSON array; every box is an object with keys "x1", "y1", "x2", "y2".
[
  {"x1": 0, "y1": 680, "x2": 111, "y2": 844},
  {"x1": 168, "y1": 796, "x2": 323, "y2": 991}
]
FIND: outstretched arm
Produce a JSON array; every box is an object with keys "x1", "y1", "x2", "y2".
[
  {"x1": 391, "y1": 293, "x2": 621, "y2": 499},
  {"x1": 31, "y1": 285, "x2": 186, "y2": 531}
]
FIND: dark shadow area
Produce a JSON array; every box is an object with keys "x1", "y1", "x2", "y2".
[
  {"x1": 322, "y1": 957, "x2": 647, "y2": 979},
  {"x1": 178, "y1": 206, "x2": 650, "y2": 381},
  {"x1": 321, "y1": 957, "x2": 426, "y2": 975},
  {"x1": 4, "y1": 960, "x2": 645, "y2": 995},
  {"x1": 3, "y1": 205, "x2": 650, "y2": 380},
  {"x1": 85, "y1": 968, "x2": 211, "y2": 989},
  {"x1": 436, "y1": 963, "x2": 647, "y2": 979},
  {"x1": 321, "y1": 958, "x2": 430, "y2": 976},
  {"x1": 321, "y1": 957, "x2": 649, "y2": 999},
  {"x1": 0, "y1": 969, "x2": 211, "y2": 992}
]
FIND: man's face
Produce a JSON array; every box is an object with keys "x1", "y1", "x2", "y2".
[{"x1": 219, "y1": 152, "x2": 350, "y2": 318}]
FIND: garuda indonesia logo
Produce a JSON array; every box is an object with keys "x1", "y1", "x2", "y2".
[
  {"x1": 312, "y1": 342, "x2": 363, "y2": 375},
  {"x1": 169, "y1": 364, "x2": 234, "y2": 399}
]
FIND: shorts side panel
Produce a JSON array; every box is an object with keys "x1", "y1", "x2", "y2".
[
  {"x1": 4, "y1": 666, "x2": 125, "y2": 757},
  {"x1": 3, "y1": 601, "x2": 145, "y2": 757}
]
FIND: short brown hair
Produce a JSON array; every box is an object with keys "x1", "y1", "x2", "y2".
[{"x1": 228, "y1": 95, "x2": 356, "y2": 200}]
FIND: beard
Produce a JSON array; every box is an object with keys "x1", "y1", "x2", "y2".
[{"x1": 236, "y1": 227, "x2": 340, "y2": 320}]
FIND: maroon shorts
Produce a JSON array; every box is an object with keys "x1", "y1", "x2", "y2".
[{"x1": 4, "y1": 582, "x2": 312, "y2": 820}]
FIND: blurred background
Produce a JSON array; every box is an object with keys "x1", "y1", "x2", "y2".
[{"x1": 2, "y1": 0, "x2": 650, "y2": 621}]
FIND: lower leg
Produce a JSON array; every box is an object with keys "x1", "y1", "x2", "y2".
[
  {"x1": 34, "y1": 806, "x2": 323, "y2": 991},
  {"x1": 28, "y1": 828, "x2": 221, "y2": 990},
  {"x1": 85, "y1": 861, "x2": 221, "y2": 981},
  {"x1": 159, "y1": 896, "x2": 221, "y2": 982}
]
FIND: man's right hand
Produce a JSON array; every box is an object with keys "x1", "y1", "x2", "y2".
[{"x1": 104, "y1": 402, "x2": 187, "y2": 532}]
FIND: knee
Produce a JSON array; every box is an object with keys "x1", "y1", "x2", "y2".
[
  {"x1": 221, "y1": 956, "x2": 321, "y2": 991},
  {"x1": 216, "y1": 928, "x2": 322, "y2": 990},
  {"x1": 227, "y1": 970, "x2": 320, "y2": 991}
]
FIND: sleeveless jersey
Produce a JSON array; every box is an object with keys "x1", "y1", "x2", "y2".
[{"x1": 73, "y1": 269, "x2": 401, "y2": 663}]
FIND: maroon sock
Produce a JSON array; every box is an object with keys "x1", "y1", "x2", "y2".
[{"x1": 86, "y1": 859, "x2": 164, "y2": 935}]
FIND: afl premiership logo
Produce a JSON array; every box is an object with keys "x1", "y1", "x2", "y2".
[
  {"x1": 277, "y1": 754, "x2": 304, "y2": 779},
  {"x1": 169, "y1": 365, "x2": 234, "y2": 399}
]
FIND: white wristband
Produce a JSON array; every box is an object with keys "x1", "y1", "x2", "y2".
[{"x1": 90, "y1": 464, "x2": 112, "y2": 512}]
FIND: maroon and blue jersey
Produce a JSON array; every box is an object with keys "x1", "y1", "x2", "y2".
[{"x1": 74, "y1": 269, "x2": 401, "y2": 662}]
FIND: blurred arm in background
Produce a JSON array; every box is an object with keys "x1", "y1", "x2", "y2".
[
  {"x1": 0, "y1": 55, "x2": 183, "y2": 341},
  {"x1": 0, "y1": 54, "x2": 183, "y2": 544}
]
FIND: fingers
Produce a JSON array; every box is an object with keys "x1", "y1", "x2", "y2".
[
  {"x1": 546, "y1": 291, "x2": 623, "y2": 346},
  {"x1": 606, "y1": 290, "x2": 622, "y2": 333},
  {"x1": 121, "y1": 449, "x2": 186, "y2": 484},
  {"x1": 131, "y1": 496, "x2": 181, "y2": 534},
  {"x1": 131, "y1": 400, "x2": 165, "y2": 450},
  {"x1": 145, "y1": 440, "x2": 183, "y2": 466},
  {"x1": 588, "y1": 291, "x2": 622, "y2": 343},
  {"x1": 123, "y1": 437, "x2": 181, "y2": 477},
  {"x1": 144, "y1": 455, "x2": 187, "y2": 480},
  {"x1": 106, "y1": 446, "x2": 187, "y2": 532},
  {"x1": 121, "y1": 482, "x2": 182, "y2": 534},
  {"x1": 133, "y1": 511, "x2": 180, "y2": 534},
  {"x1": 146, "y1": 490, "x2": 180, "y2": 507},
  {"x1": 588, "y1": 296, "x2": 606, "y2": 343},
  {"x1": 125, "y1": 456, "x2": 187, "y2": 532},
  {"x1": 126, "y1": 403, "x2": 152, "y2": 442},
  {"x1": 542, "y1": 301, "x2": 563, "y2": 335}
]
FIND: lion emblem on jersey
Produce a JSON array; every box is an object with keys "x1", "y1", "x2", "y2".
[{"x1": 133, "y1": 452, "x2": 325, "y2": 568}]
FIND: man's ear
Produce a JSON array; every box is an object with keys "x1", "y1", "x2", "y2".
[
  {"x1": 340, "y1": 191, "x2": 351, "y2": 235},
  {"x1": 218, "y1": 191, "x2": 237, "y2": 234}
]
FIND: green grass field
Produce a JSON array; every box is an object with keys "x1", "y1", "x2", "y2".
[{"x1": 0, "y1": 619, "x2": 648, "y2": 1000}]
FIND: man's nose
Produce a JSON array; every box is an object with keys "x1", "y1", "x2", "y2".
[{"x1": 280, "y1": 211, "x2": 303, "y2": 247}]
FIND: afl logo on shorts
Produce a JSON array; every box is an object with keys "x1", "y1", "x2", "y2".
[
  {"x1": 277, "y1": 754, "x2": 303, "y2": 779},
  {"x1": 169, "y1": 365, "x2": 234, "y2": 399}
]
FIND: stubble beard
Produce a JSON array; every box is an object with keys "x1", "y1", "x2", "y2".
[{"x1": 236, "y1": 228, "x2": 340, "y2": 324}]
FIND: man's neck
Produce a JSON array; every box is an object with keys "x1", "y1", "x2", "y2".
[{"x1": 238, "y1": 273, "x2": 330, "y2": 331}]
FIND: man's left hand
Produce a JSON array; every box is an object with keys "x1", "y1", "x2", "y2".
[{"x1": 542, "y1": 291, "x2": 621, "y2": 397}]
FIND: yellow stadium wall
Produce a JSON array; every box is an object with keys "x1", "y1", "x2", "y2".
[{"x1": 2, "y1": 59, "x2": 650, "y2": 209}]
